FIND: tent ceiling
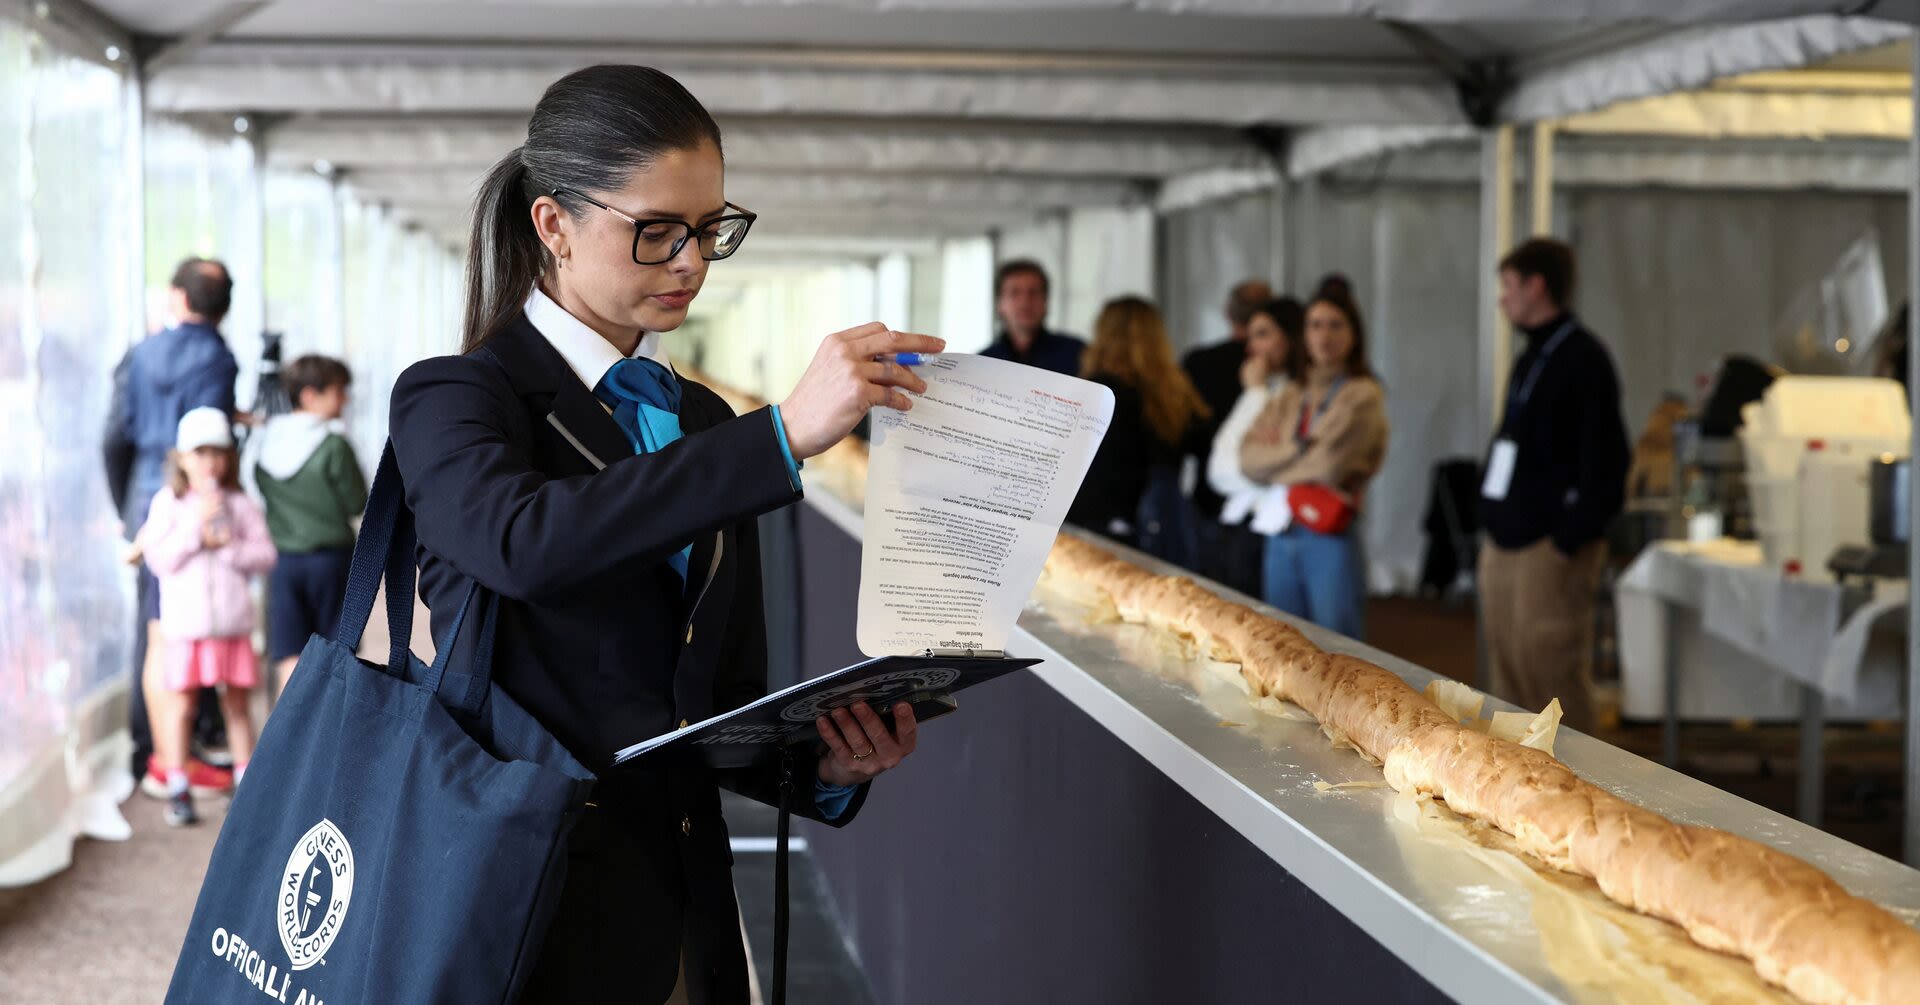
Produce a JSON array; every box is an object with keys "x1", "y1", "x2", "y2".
[
  {"x1": 146, "y1": 47, "x2": 1458, "y2": 126},
  {"x1": 57, "y1": 0, "x2": 1920, "y2": 252},
  {"x1": 263, "y1": 117, "x2": 1265, "y2": 178},
  {"x1": 97, "y1": 1, "x2": 1575, "y2": 59}
]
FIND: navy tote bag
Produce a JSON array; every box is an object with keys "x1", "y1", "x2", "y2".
[{"x1": 165, "y1": 443, "x2": 594, "y2": 1004}]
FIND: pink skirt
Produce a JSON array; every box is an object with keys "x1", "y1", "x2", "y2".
[{"x1": 162, "y1": 636, "x2": 260, "y2": 692}]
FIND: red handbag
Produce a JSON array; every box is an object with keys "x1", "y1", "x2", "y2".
[{"x1": 1287, "y1": 483, "x2": 1355, "y2": 535}]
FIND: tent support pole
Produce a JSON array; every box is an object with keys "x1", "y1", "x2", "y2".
[
  {"x1": 1271, "y1": 174, "x2": 1292, "y2": 297},
  {"x1": 1904, "y1": 36, "x2": 1920, "y2": 867},
  {"x1": 1475, "y1": 124, "x2": 1515, "y2": 693},
  {"x1": 1530, "y1": 122, "x2": 1555, "y2": 236}
]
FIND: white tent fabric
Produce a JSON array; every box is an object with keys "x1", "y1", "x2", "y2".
[
  {"x1": 1063, "y1": 206, "x2": 1159, "y2": 339},
  {"x1": 1504, "y1": 15, "x2": 1910, "y2": 120},
  {"x1": 76, "y1": 0, "x2": 1915, "y2": 249}
]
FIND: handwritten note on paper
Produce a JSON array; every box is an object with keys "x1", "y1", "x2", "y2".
[{"x1": 858, "y1": 354, "x2": 1114, "y2": 656}]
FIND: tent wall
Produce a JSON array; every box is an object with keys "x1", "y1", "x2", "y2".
[
  {"x1": 1, "y1": 16, "x2": 140, "y2": 886},
  {"x1": 1064, "y1": 206, "x2": 1158, "y2": 340},
  {"x1": 1160, "y1": 190, "x2": 1281, "y2": 353},
  {"x1": 1575, "y1": 187, "x2": 1907, "y2": 426},
  {"x1": 145, "y1": 119, "x2": 264, "y2": 407}
]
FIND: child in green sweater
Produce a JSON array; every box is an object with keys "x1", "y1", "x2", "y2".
[{"x1": 248, "y1": 355, "x2": 367, "y2": 693}]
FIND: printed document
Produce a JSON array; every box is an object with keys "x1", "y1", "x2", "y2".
[{"x1": 858, "y1": 354, "x2": 1113, "y2": 656}]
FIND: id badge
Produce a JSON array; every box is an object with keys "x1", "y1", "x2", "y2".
[{"x1": 1482, "y1": 439, "x2": 1518, "y2": 501}]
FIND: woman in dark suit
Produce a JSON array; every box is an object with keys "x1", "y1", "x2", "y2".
[{"x1": 388, "y1": 65, "x2": 942, "y2": 1003}]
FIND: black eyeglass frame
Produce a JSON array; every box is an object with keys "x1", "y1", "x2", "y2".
[{"x1": 551, "y1": 188, "x2": 757, "y2": 265}]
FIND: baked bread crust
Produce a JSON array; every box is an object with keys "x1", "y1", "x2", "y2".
[{"x1": 1044, "y1": 534, "x2": 1920, "y2": 1005}]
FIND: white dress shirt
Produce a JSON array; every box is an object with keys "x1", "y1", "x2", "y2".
[
  {"x1": 1207, "y1": 377, "x2": 1294, "y2": 532},
  {"x1": 523, "y1": 286, "x2": 670, "y2": 394}
]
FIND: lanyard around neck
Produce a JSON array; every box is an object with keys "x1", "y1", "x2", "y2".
[
  {"x1": 1506, "y1": 320, "x2": 1576, "y2": 422},
  {"x1": 1296, "y1": 374, "x2": 1348, "y2": 442}
]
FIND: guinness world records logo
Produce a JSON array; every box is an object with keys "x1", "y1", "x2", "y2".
[
  {"x1": 781, "y1": 667, "x2": 962, "y2": 723},
  {"x1": 279, "y1": 819, "x2": 354, "y2": 971}
]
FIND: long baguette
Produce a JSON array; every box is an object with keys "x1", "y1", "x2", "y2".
[{"x1": 1043, "y1": 534, "x2": 1920, "y2": 1005}]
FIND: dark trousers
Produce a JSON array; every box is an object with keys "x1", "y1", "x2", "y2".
[
  {"x1": 129, "y1": 565, "x2": 156, "y2": 778},
  {"x1": 1197, "y1": 519, "x2": 1266, "y2": 599},
  {"x1": 520, "y1": 790, "x2": 745, "y2": 1005},
  {"x1": 1135, "y1": 469, "x2": 1199, "y2": 572}
]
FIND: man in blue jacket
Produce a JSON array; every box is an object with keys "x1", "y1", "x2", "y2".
[{"x1": 104, "y1": 257, "x2": 240, "y2": 786}]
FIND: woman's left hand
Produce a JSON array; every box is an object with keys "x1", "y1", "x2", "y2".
[{"x1": 815, "y1": 701, "x2": 918, "y2": 787}]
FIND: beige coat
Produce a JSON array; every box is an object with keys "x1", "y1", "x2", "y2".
[{"x1": 1238, "y1": 375, "x2": 1388, "y2": 499}]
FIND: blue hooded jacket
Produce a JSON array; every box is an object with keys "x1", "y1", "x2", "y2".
[{"x1": 103, "y1": 321, "x2": 238, "y2": 535}]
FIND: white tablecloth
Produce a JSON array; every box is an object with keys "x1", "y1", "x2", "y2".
[{"x1": 1615, "y1": 541, "x2": 1906, "y2": 721}]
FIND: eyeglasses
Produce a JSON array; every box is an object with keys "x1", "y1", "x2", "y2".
[{"x1": 552, "y1": 188, "x2": 756, "y2": 265}]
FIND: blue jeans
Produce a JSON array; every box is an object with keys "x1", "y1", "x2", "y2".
[{"x1": 1262, "y1": 524, "x2": 1366, "y2": 640}]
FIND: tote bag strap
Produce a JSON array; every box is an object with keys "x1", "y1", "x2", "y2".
[
  {"x1": 337, "y1": 440, "x2": 420, "y2": 677},
  {"x1": 420, "y1": 579, "x2": 496, "y2": 717},
  {"x1": 336, "y1": 440, "x2": 499, "y2": 715}
]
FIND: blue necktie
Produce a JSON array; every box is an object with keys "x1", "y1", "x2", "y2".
[{"x1": 594, "y1": 356, "x2": 689, "y2": 582}]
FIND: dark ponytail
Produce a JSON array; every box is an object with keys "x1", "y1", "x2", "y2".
[{"x1": 460, "y1": 65, "x2": 724, "y2": 353}]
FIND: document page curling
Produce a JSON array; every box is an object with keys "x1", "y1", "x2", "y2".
[{"x1": 858, "y1": 354, "x2": 1114, "y2": 656}]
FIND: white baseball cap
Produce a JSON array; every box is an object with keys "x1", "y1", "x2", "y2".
[{"x1": 176, "y1": 406, "x2": 234, "y2": 452}]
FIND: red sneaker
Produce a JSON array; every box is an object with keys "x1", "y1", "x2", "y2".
[{"x1": 142, "y1": 756, "x2": 233, "y2": 798}]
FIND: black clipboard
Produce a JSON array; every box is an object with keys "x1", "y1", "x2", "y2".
[{"x1": 612, "y1": 651, "x2": 1040, "y2": 770}]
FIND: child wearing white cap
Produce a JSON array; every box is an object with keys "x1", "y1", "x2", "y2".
[{"x1": 141, "y1": 407, "x2": 277, "y2": 826}]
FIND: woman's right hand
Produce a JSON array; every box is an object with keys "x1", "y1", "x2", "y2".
[
  {"x1": 1239, "y1": 353, "x2": 1269, "y2": 390},
  {"x1": 778, "y1": 323, "x2": 946, "y2": 460}
]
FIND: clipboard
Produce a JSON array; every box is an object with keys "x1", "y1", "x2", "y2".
[{"x1": 612, "y1": 649, "x2": 1039, "y2": 770}]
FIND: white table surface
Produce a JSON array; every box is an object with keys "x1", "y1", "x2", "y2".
[{"x1": 1615, "y1": 541, "x2": 1905, "y2": 720}]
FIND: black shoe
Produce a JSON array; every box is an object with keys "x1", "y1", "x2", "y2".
[{"x1": 164, "y1": 791, "x2": 199, "y2": 827}]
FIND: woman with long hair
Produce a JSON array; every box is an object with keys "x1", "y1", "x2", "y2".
[
  {"x1": 388, "y1": 64, "x2": 940, "y2": 1001},
  {"x1": 1067, "y1": 296, "x2": 1209, "y2": 565},
  {"x1": 1205, "y1": 297, "x2": 1304, "y2": 584},
  {"x1": 1237, "y1": 291, "x2": 1388, "y2": 638}
]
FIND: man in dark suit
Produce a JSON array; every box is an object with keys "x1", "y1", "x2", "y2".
[
  {"x1": 1181, "y1": 279, "x2": 1271, "y2": 593},
  {"x1": 979, "y1": 259, "x2": 1086, "y2": 375}
]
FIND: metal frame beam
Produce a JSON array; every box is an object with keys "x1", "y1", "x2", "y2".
[
  {"x1": 261, "y1": 115, "x2": 1264, "y2": 179},
  {"x1": 145, "y1": 43, "x2": 1458, "y2": 128},
  {"x1": 1904, "y1": 34, "x2": 1920, "y2": 869},
  {"x1": 139, "y1": 2, "x2": 267, "y2": 78}
]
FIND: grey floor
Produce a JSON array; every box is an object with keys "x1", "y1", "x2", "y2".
[{"x1": 0, "y1": 784, "x2": 874, "y2": 1004}]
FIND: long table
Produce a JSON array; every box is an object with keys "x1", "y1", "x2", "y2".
[
  {"x1": 765, "y1": 487, "x2": 1920, "y2": 1005},
  {"x1": 1614, "y1": 540, "x2": 1908, "y2": 826}
]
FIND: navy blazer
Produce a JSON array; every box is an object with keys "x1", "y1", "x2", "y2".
[{"x1": 389, "y1": 312, "x2": 860, "y2": 1002}]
